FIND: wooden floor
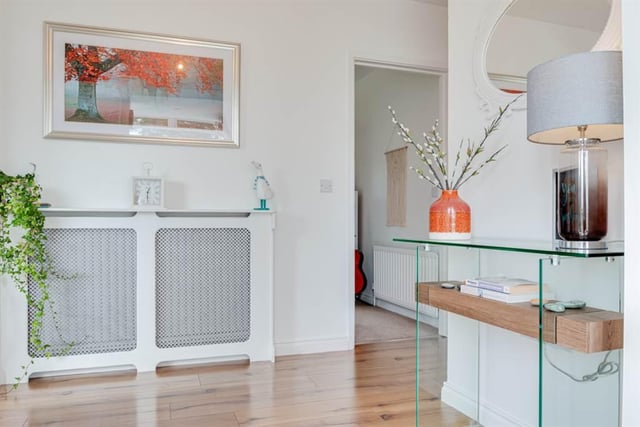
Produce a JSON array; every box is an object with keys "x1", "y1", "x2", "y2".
[{"x1": 0, "y1": 338, "x2": 471, "y2": 426}]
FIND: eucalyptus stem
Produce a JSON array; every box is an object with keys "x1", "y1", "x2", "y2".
[
  {"x1": 389, "y1": 96, "x2": 519, "y2": 192},
  {"x1": 449, "y1": 138, "x2": 465, "y2": 188},
  {"x1": 390, "y1": 107, "x2": 446, "y2": 190},
  {"x1": 451, "y1": 96, "x2": 520, "y2": 189}
]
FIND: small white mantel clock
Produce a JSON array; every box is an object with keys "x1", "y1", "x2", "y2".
[{"x1": 133, "y1": 162, "x2": 164, "y2": 209}]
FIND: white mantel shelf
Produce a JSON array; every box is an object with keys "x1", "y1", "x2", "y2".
[{"x1": 40, "y1": 207, "x2": 276, "y2": 218}]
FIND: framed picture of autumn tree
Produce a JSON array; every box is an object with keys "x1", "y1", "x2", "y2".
[{"x1": 44, "y1": 22, "x2": 240, "y2": 147}]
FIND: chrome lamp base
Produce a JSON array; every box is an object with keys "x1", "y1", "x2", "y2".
[{"x1": 556, "y1": 239, "x2": 608, "y2": 251}]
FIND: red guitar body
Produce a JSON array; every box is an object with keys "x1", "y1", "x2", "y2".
[{"x1": 355, "y1": 250, "x2": 367, "y2": 298}]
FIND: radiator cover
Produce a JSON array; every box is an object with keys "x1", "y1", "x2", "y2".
[{"x1": 11, "y1": 209, "x2": 275, "y2": 384}]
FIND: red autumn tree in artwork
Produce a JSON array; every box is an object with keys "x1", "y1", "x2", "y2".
[{"x1": 64, "y1": 43, "x2": 223, "y2": 123}]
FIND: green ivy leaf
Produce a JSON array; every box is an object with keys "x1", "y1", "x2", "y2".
[{"x1": 0, "y1": 168, "x2": 75, "y2": 393}]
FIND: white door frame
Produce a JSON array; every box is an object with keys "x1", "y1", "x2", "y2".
[{"x1": 348, "y1": 55, "x2": 448, "y2": 348}]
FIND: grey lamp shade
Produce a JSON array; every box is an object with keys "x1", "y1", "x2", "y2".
[{"x1": 527, "y1": 50, "x2": 623, "y2": 144}]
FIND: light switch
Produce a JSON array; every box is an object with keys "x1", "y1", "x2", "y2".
[{"x1": 320, "y1": 179, "x2": 333, "y2": 193}]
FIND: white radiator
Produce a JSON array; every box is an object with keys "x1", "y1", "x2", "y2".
[{"x1": 373, "y1": 245, "x2": 439, "y2": 316}]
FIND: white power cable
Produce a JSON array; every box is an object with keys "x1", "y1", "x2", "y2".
[{"x1": 544, "y1": 346, "x2": 619, "y2": 382}]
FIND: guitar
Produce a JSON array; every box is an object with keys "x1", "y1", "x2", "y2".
[{"x1": 355, "y1": 250, "x2": 367, "y2": 298}]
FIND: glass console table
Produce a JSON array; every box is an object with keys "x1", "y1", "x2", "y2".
[{"x1": 393, "y1": 237, "x2": 624, "y2": 427}]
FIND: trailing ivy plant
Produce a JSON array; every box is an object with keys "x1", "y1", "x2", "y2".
[{"x1": 0, "y1": 166, "x2": 70, "y2": 390}]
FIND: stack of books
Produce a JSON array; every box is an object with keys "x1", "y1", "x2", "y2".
[{"x1": 460, "y1": 276, "x2": 542, "y2": 303}]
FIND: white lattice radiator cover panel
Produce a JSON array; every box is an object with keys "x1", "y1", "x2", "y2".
[
  {"x1": 155, "y1": 228, "x2": 251, "y2": 348},
  {"x1": 29, "y1": 228, "x2": 138, "y2": 357}
]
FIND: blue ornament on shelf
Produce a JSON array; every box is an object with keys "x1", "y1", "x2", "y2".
[{"x1": 252, "y1": 161, "x2": 273, "y2": 211}]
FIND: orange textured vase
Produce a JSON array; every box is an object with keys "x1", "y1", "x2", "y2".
[{"x1": 429, "y1": 190, "x2": 471, "y2": 240}]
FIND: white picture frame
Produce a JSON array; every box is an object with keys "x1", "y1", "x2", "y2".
[{"x1": 44, "y1": 22, "x2": 240, "y2": 147}]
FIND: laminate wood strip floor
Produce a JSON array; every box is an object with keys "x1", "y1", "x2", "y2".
[{"x1": 0, "y1": 339, "x2": 471, "y2": 426}]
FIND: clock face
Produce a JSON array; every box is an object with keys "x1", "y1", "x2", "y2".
[{"x1": 133, "y1": 177, "x2": 163, "y2": 207}]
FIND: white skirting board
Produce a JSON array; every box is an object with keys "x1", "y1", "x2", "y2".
[
  {"x1": 441, "y1": 381, "x2": 530, "y2": 427},
  {"x1": 374, "y1": 299, "x2": 439, "y2": 328},
  {"x1": 275, "y1": 336, "x2": 351, "y2": 357}
]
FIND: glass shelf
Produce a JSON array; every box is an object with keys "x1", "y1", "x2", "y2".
[
  {"x1": 396, "y1": 237, "x2": 624, "y2": 426},
  {"x1": 393, "y1": 237, "x2": 624, "y2": 258}
]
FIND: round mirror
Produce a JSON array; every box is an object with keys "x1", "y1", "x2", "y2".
[{"x1": 486, "y1": 0, "x2": 612, "y2": 94}]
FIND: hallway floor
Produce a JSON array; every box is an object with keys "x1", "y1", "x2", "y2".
[{"x1": 354, "y1": 300, "x2": 439, "y2": 344}]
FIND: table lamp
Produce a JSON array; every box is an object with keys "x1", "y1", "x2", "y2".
[{"x1": 527, "y1": 50, "x2": 623, "y2": 251}]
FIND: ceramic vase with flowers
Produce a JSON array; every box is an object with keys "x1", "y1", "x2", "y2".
[{"x1": 389, "y1": 98, "x2": 517, "y2": 240}]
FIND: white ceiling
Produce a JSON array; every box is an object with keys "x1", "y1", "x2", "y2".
[{"x1": 413, "y1": 0, "x2": 611, "y2": 33}]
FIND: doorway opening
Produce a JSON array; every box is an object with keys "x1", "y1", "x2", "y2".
[{"x1": 353, "y1": 60, "x2": 446, "y2": 345}]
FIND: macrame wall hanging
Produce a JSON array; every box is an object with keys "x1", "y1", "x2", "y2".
[{"x1": 385, "y1": 146, "x2": 407, "y2": 227}]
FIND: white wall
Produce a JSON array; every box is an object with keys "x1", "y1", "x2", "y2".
[
  {"x1": 446, "y1": 0, "x2": 625, "y2": 425},
  {"x1": 0, "y1": 0, "x2": 448, "y2": 357},
  {"x1": 621, "y1": 0, "x2": 640, "y2": 425},
  {"x1": 0, "y1": 7, "x2": 6, "y2": 169},
  {"x1": 355, "y1": 66, "x2": 443, "y2": 302},
  {"x1": 450, "y1": 1, "x2": 623, "y2": 243},
  {"x1": 449, "y1": 0, "x2": 551, "y2": 241}
]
